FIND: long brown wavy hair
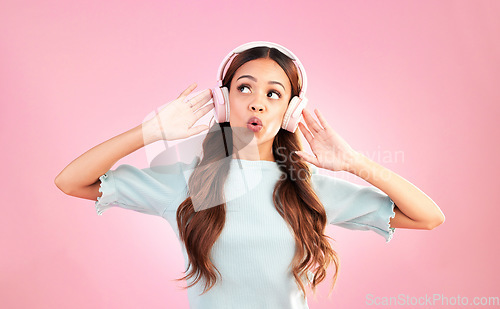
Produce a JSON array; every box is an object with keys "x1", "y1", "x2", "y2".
[{"x1": 174, "y1": 46, "x2": 340, "y2": 300}]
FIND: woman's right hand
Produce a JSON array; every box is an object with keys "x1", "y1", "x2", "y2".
[{"x1": 147, "y1": 83, "x2": 214, "y2": 143}]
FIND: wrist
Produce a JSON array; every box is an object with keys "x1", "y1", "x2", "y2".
[
  {"x1": 345, "y1": 151, "x2": 365, "y2": 174},
  {"x1": 154, "y1": 112, "x2": 168, "y2": 141},
  {"x1": 141, "y1": 115, "x2": 163, "y2": 145}
]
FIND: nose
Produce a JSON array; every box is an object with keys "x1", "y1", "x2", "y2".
[
  {"x1": 249, "y1": 104, "x2": 264, "y2": 112},
  {"x1": 249, "y1": 96, "x2": 265, "y2": 113}
]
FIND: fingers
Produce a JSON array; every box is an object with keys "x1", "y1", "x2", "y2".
[
  {"x1": 302, "y1": 108, "x2": 323, "y2": 133},
  {"x1": 295, "y1": 150, "x2": 320, "y2": 166},
  {"x1": 193, "y1": 103, "x2": 215, "y2": 119},
  {"x1": 178, "y1": 82, "x2": 198, "y2": 99},
  {"x1": 190, "y1": 89, "x2": 213, "y2": 110},
  {"x1": 298, "y1": 122, "x2": 314, "y2": 144},
  {"x1": 314, "y1": 108, "x2": 330, "y2": 130}
]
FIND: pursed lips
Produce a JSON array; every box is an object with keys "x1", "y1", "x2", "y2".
[
  {"x1": 247, "y1": 116, "x2": 263, "y2": 132},
  {"x1": 247, "y1": 116, "x2": 262, "y2": 126}
]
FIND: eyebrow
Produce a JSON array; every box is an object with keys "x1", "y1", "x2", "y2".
[{"x1": 236, "y1": 75, "x2": 286, "y2": 91}]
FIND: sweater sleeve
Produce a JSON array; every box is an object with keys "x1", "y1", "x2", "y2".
[
  {"x1": 95, "y1": 156, "x2": 199, "y2": 218},
  {"x1": 310, "y1": 167, "x2": 396, "y2": 243}
]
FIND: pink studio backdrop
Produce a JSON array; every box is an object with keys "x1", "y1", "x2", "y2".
[{"x1": 1, "y1": 0, "x2": 499, "y2": 308}]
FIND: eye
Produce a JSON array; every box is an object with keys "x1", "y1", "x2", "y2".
[
  {"x1": 267, "y1": 90, "x2": 281, "y2": 100},
  {"x1": 237, "y1": 84, "x2": 251, "y2": 93}
]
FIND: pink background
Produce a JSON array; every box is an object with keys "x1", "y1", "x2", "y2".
[{"x1": 2, "y1": 0, "x2": 499, "y2": 308}]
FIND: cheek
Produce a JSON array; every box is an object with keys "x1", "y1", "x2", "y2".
[
  {"x1": 228, "y1": 95, "x2": 240, "y2": 114},
  {"x1": 267, "y1": 106, "x2": 288, "y2": 132},
  {"x1": 228, "y1": 89, "x2": 241, "y2": 107},
  {"x1": 227, "y1": 93, "x2": 246, "y2": 125},
  {"x1": 275, "y1": 103, "x2": 291, "y2": 127}
]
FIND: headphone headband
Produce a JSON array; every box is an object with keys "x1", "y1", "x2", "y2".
[{"x1": 216, "y1": 41, "x2": 308, "y2": 98}]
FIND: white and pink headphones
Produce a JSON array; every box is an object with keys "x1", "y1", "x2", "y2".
[{"x1": 211, "y1": 41, "x2": 309, "y2": 133}]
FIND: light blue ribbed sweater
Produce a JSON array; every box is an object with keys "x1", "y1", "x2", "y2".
[{"x1": 95, "y1": 156, "x2": 396, "y2": 309}]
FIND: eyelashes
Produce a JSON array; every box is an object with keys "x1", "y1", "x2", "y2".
[{"x1": 236, "y1": 84, "x2": 282, "y2": 99}]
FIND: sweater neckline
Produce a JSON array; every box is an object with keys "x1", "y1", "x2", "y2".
[
  {"x1": 228, "y1": 157, "x2": 319, "y2": 175},
  {"x1": 230, "y1": 158, "x2": 282, "y2": 171}
]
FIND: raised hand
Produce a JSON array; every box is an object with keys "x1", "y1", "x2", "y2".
[
  {"x1": 296, "y1": 108, "x2": 360, "y2": 172},
  {"x1": 152, "y1": 83, "x2": 214, "y2": 142}
]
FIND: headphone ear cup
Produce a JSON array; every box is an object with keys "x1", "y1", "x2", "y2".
[
  {"x1": 212, "y1": 86, "x2": 230, "y2": 123},
  {"x1": 282, "y1": 96, "x2": 304, "y2": 133},
  {"x1": 221, "y1": 87, "x2": 230, "y2": 123}
]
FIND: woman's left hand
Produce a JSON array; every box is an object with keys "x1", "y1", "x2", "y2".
[{"x1": 296, "y1": 108, "x2": 360, "y2": 172}]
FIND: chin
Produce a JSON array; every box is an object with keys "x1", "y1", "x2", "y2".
[{"x1": 255, "y1": 132, "x2": 275, "y2": 144}]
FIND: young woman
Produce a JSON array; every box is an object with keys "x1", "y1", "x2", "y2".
[{"x1": 55, "y1": 41, "x2": 445, "y2": 309}]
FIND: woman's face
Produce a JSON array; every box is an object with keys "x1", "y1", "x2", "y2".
[{"x1": 228, "y1": 58, "x2": 292, "y2": 153}]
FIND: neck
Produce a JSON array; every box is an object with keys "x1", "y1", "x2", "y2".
[
  {"x1": 232, "y1": 151, "x2": 275, "y2": 162},
  {"x1": 231, "y1": 140, "x2": 275, "y2": 162}
]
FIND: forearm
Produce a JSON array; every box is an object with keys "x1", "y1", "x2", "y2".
[
  {"x1": 55, "y1": 118, "x2": 160, "y2": 193},
  {"x1": 347, "y1": 152, "x2": 445, "y2": 226}
]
